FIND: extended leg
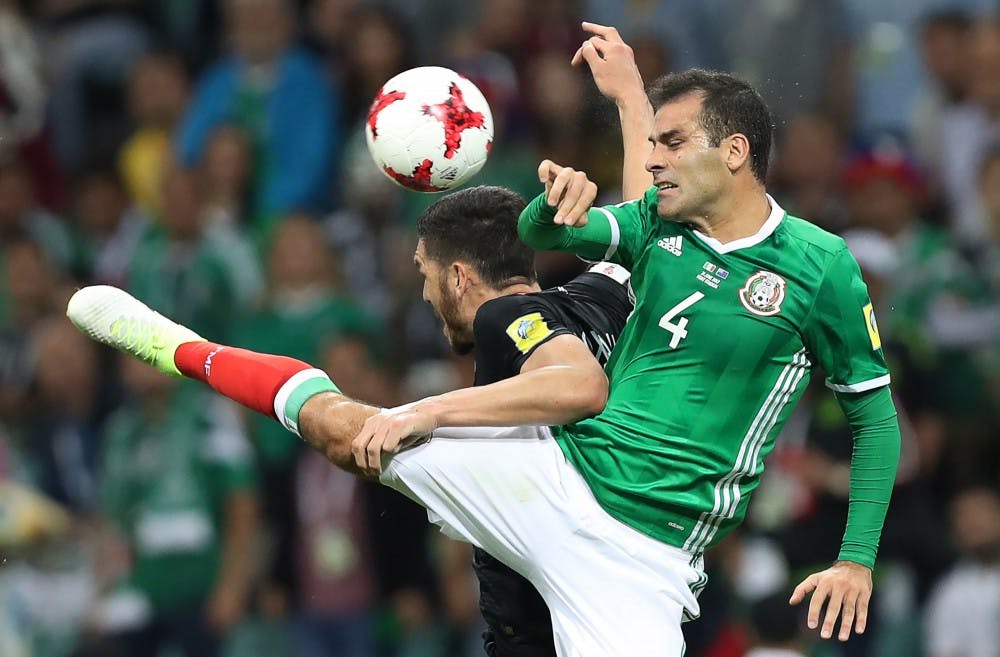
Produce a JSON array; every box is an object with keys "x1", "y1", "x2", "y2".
[{"x1": 66, "y1": 285, "x2": 376, "y2": 475}]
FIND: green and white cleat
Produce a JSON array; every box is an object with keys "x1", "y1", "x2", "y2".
[{"x1": 66, "y1": 285, "x2": 205, "y2": 376}]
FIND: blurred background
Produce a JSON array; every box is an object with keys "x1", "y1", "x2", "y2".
[{"x1": 0, "y1": 1, "x2": 997, "y2": 656}]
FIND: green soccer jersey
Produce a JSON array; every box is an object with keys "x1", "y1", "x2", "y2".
[{"x1": 521, "y1": 188, "x2": 891, "y2": 556}]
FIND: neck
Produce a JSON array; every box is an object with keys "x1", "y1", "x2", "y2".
[
  {"x1": 469, "y1": 279, "x2": 541, "y2": 319},
  {"x1": 688, "y1": 185, "x2": 771, "y2": 244},
  {"x1": 496, "y1": 280, "x2": 541, "y2": 296}
]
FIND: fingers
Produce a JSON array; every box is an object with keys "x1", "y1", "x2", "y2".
[
  {"x1": 538, "y1": 161, "x2": 596, "y2": 224},
  {"x1": 538, "y1": 159, "x2": 561, "y2": 184},
  {"x1": 562, "y1": 175, "x2": 597, "y2": 226},
  {"x1": 579, "y1": 41, "x2": 604, "y2": 68},
  {"x1": 538, "y1": 159, "x2": 559, "y2": 201},
  {"x1": 792, "y1": 572, "x2": 870, "y2": 642},
  {"x1": 572, "y1": 40, "x2": 601, "y2": 67},
  {"x1": 581, "y1": 21, "x2": 622, "y2": 42},
  {"x1": 855, "y1": 588, "x2": 870, "y2": 635},
  {"x1": 549, "y1": 169, "x2": 594, "y2": 225},
  {"x1": 352, "y1": 415, "x2": 412, "y2": 476},
  {"x1": 789, "y1": 573, "x2": 817, "y2": 605},
  {"x1": 838, "y1": 592, "x2": 856, "y2": 642},
  {"x1": 820, "y1": 587, "x2": 845, "y2": 640},
  {"x1": 547, "y1": 166, "x2": 574, "y2": 209},
  {"x1": 351, "y1": 419, "x2": 375, "y2": 473},
  {"x1": 365, "y1": 422, "x2": 384, "y2": 475}
]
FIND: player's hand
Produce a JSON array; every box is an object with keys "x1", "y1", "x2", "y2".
[
  {"x1": 537, "y1": 159, "x2": 596, "y2": 227},
  {"x1": 572, "y1": 22, "x2": 645, "y2": 106},
  {"x1": 790, "y1": 560, "x2": 873, "y2": 642},
  {"x1": 352, "y1": 403, "x2": 438, "y2": 475}
]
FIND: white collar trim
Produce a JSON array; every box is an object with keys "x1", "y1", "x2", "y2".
[{"x1": 691, "y1": 194, "x2": 785, "y2": 254}]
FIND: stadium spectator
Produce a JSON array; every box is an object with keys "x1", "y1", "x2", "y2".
[
  {"x1": 176, "y1": 0, "x2": 341, "y2": 231},
  {"x1": 768, "y1": 113, "x2": 848, "y2": 232},
  {"x1": 67, "y1": 167, "x2": 147, "y2": 287},
  {"x1": 940, "y1": 17, "x2": 1000, "y2": 241},
  {"x1": 0, "y1": 0, "x2": 64, "y2": 210},
  {"x1": 35, "y1": 0, "x2": 151, "y2": 171},
  {"x1": 199, "y1": 125, "x2": 254, "y2": 232},
  {"x1": 720, "y1": 0, "x2": 855, "y2": 134},
  {"x1": 0, "y1": 160, "x2": 75, "y2": 282},
  {"x1": 93, "y1": 356, "x2": 258, "y2": 657},
  {"x1": 118, "y1": 52, "x2": 190, "y2": 217},
  {"x1": 126, "y1": 165, "x2": 262, "y2": 343},
  {"x1": 910, "y1": 11, "x2": 974, "y2": 193},
  {"x1": 24, "y1": 317, "x2": 108, "y2": 512},
  {"x1": 233, "y1": 216, "x2": 382, "y2": 616},
  {"x1": 924, "y1": 486, "x2": 1000, "y2": 657}
]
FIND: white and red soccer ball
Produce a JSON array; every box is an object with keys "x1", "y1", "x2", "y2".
[{"x1": 365, "y1": 66, "x2": 494, "y2": 192}]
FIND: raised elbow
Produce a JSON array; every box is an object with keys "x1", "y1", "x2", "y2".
[{"x1": 566, "y1": 374, "x2": 608, "y2": 419}]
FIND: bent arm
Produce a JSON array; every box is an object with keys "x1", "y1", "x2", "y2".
[
  {"x1": 836, "y1": 385, "x2": 901, "y2": 569},
  {"x1": 518, "y1": 192, "x2": 618, "y2": 259},
  {"x1": 414, "y1": 334, "x2": 608, "y2": 427},
  {"x1": 618, "y1": 89, "x2": 654, "y2": 201}
]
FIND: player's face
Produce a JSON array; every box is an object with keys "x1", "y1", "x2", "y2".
[
  {"x1": 414, "y1": 241, "x2": 474, "y2": 355},
  {"x1": 645, "y1": 93, "x2": 734, "y2": 221}
]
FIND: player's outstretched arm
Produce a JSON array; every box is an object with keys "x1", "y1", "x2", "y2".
[
  {"x1": 789, "y1": 385, "x2": 900, "y2": 641},
  {"x1": 351, "y1": 334, "x2": 609, "y2": 475},
  {"x1": 572, "y1": 21, "x2": 653, "y2": 200}
]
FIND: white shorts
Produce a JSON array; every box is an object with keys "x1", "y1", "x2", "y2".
[{"x1": 380, "y1": 426, "x2": 705, "y2": 657}]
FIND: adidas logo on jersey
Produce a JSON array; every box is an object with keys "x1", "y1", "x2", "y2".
[{"x1": 657, "y1": 235, "x2": 683, "y2": 256}]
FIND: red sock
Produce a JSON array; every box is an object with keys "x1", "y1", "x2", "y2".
[{"x1": 174, "y1": 342, "x2": 315, "y2": 420}]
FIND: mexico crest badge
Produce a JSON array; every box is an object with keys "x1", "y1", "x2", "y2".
[{"x1": 739, "y1": 271, "x2": 786, "y2": 316}]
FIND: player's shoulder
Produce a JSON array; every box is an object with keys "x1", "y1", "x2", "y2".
[
  {"x1": 474, "y1": 293, "x2": 550, "y2": 336},
  {"x1": 778, "y1": 213, "x2": 848, "y2": 257}
]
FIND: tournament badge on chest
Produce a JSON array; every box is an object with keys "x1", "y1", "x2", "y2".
[{"x1": 696, "y1": 260, "x2": 730, "y2": 290}]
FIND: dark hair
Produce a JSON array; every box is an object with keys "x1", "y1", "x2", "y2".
[
  {"x1": 647, "y1": 69, "x2": 774, "y2": 183},
  {"x1": 416, "y1": 186, "x2": 536, "y2": 288},
  {"x1": 749, "y1": 591, "x2": 802, "y2": 646},
  {"x1": 920, "y1": 9, "x2": 973, "y2": 34}
]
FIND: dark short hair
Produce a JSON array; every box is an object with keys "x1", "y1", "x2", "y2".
[
  {"x1": 647, "y1": 69, "x2": 774, "y2": 183},
  {"x1": 416, "y1": 186, "x2": 536, "y2": 288},
  {"x1": 920, "y1": 9, "x2": 973, "y2": 34},
  {"x1": 749, "y1": 591, "x2": 802, "y2": 645}
]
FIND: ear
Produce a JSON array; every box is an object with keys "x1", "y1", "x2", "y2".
[
  {"x1": 452, "y1": 261, "x2": 479, "y2": 294},
  {"x1": 724, "y1": 133, "x2": 752, "y2": 174}
]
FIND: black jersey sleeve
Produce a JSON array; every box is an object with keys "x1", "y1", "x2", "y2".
[{"x1": 472, "y1": 295, "x2": 574, "y2": 386}]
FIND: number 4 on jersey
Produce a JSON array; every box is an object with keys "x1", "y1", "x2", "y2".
[{"x1": 658, "y1": 292, "x2": 705, "y2": 348}]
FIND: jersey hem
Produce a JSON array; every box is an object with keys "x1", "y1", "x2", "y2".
[
  {"x1": 554, "y1": 434, "x2": 709, "y2": 556},
  {"x1": 825, "y1": 374, "x2": 891, "y2": 393}
]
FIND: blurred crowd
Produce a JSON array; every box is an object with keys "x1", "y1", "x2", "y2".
[{"x1": 0, "y1": 1, "x2": 997, "y2": 657}]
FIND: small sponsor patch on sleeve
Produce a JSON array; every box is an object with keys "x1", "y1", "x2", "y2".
[
  {"x1": 587, "y1": 261, "x2": 631, "y2": 284},
  {"x1": 863, "y1": 303, "x2": 882, "y2": 350},
  {"x1": 505, "y1": 312, "x2": 553, "y2": 354}
]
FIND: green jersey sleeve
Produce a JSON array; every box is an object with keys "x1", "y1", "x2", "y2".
[
  {"x1": 802, "y1": 247, "x2": 890, "y2": 392},
  {"x1": 835, "y1": 386, "x2": 900, "y2": 569},
  {"x1": 518, "y1": 187, "x2": 656, "y2": 270}
]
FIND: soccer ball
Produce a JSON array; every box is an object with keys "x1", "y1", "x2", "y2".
[{"x1": 365, "y1": 66, "x2": 494, "y2": 193}]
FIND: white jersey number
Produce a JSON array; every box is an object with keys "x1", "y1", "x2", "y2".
[{"x1": 658, "y1": 292, "x2": 705, "y2": 348}]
